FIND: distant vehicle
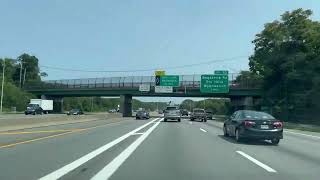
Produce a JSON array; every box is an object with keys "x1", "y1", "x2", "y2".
[
  {"x1": 180, "y1": 109, "x2": 189, "y2": 116},
  {"x1": 190, "y1": 108, "x2": 207, "y2": 122},
  {"x1": 109, "y1": 109, "x2": 117, "y2": 113},
  {"x1": 223, "y1": 110, "x2": 283, "y2": 145},
  {"x1": 67, "y1": 109, "x2": 84, "y2": 115},
  {"x1": 136, "y1": 110, "x2": 150, "y2": 120},
  {"x1": 205, "y1": 110, "x2": 215, "y2": 120},
  {"x1": 27, "y1": 99, "x2": 53, "y2": 114},
  {"x1": 164, "y1": 106, "x2": 181, "y2": 122},
  {"x1": 25, "y1": 104, "x2": 43, "y2": 115}
]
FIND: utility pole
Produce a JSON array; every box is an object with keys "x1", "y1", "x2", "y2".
[
  {"x1": 1, "y1": 59, "x2": 5, "y2": 113},
  {"x1": 91, "y1": 97, "x2": 94, "y2": 112},
  {"x1": 19, "y1": 60, "x2": 23, "y2": 88},
  {"x1": 23, "y1": 68, "x2": 27, "y2": 87}
]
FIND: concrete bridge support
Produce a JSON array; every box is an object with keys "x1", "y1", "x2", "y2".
[
  {"x1": 41, "y1": 95, "x2": 64, "y2": 113},
  {"x1": 120, "y1": 94, "x2": 132, "y2": 117},
  {"x1": 230, "y1": 96, "x2": 261, "y2": 112}
]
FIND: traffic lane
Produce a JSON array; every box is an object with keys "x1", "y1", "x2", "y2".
[
  {"x1": 0, "y1": 118, "x2": 129, "y2": 148},
  {"x1": 199, "y1": 120, "x2": 320, "y2": 180},
  {"x1": 109, "y1": 119, "x2": 282, "y2": 180},
  {"x1": 58, "y1": 119, "x2": 161, "y2": 180},
  {"x1": 0, "y1": 118, "x2": 152, "y2": 180}
]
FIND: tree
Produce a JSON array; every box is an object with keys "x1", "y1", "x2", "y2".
[
  {"x1": 14, "y1": 53, "x2": 43, "y2": 85},
  {"x1": 249, "y1": 8, "x2": 320, "y2": 122}
]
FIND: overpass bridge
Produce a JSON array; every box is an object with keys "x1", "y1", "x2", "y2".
[{"x1": 24, "y1": 74, "x2": 263, "y2": 116}]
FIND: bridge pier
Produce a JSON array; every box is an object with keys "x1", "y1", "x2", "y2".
[
  {"x1": 230, "y1": 96, "x2": 261, "y2": 112},
  {"x1": 120, "y1": 95, "x2": 132, "y2": 117},
  {"x1": 52, "y1": 97, "x2": 64, "y2": 113}
]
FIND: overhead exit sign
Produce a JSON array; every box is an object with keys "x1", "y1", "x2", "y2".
[
  {"x1": 214, "y1": 70, "x2": 229, "y2": 75},
  {"x1": 200, "y1": 74, "x2": 229, "y2": 93},
  {"x1": 160, "y1": 75, "x2": 180, "y2": 87}
]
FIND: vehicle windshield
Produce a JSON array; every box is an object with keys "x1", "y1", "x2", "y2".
[
  {"x1": 243, "y1": 111, "x2": 275, "y2": 120},
  {"x1": 166, "y1": 107, "x2": 178, "y2": 110},
  {"x1": 2, "y1": 1, "x2": 319, "y2": 180}
]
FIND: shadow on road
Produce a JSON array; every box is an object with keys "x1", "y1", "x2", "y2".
[
  {"x1": 217, "y1": 135, "x2": 274, "y2": 146},
  {"x1": 163, "y1": 120, "x2": 181, "y2": 123}
]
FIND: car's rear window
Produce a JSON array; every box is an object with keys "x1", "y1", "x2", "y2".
[
  {"x1": 166, "y1": 107, "x2": 178, "y2": 110},
  {"x1": 243, "y1": 111, "x2": 275, "y2": 120}
]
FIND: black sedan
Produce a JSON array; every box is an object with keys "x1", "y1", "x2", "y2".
[
  {"x1": 67, "y1": 109, "x2": 84, "y2": 115},
  {"x1": 136, "y1": 110, "x2": 150, "y2": 120},
  {"x1": 223, "y1": 110, "x2": 283, "y2": 145}
]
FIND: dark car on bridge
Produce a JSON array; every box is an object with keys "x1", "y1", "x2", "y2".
[
  {"x1": 135, "y1": 110, "x2": 150, "y2": 120},
  {"x1": 67, "y1": 109, "x2": 84, "y2": 115},
  {"x1": 223, "y1": 110, "x2": 283, "y2": 145}
]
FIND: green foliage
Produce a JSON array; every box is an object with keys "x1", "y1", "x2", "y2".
[
  {"x1": 2, "y1": 82, "x2": 35, "y2": 111},
  {"x1": 63, "y1": 97, "x2": 167, "y2": 112},
  {"x1": 249, "y1": 8, "x2": 320, "y2": 122}
]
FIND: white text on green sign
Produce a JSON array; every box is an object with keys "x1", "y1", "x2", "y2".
[
  {"x1": 160, "y1": 75, "x2": 179, "y2": 87},
  {"x1": 214, "y1": 70, "x2": 229, "y2": 75},
  {"x1": 200, "y1": 74, "x2": 229, "y2": 93}
]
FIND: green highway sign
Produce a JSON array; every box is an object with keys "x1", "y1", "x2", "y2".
[
  {"x1": 201, "y1": 74, "x2": 229, "y2": 93},
  {"x1": 214, "y1": 70, "x2": 229, "y2": 75},
  {"x1": 160, "y1": 75, "x2": 180, "y2": 87}
]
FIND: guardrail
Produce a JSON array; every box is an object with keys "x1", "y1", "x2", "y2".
[{"x1": 24, "y1": 74, "x2": 262, "y2": 90}]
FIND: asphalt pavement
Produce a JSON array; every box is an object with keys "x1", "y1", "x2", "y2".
[{"x1": 0, "y1": 116, "x2": 319, "y2": 180}]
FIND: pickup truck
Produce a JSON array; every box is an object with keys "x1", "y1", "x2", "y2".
[{"x1": 190, "y1": 108, "x2": 207, "y2": 122}]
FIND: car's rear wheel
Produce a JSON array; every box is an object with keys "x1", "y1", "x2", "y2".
[
  {"x1": 223, "y1": 126, "x2": 229, "y2": 137},
  {"x1": 178, "y1": 119, "x2": 181, "y2": 122},
  {"x1": 204, "y1": 119, "x2": 207, "y2": 122},
  {"x1": 190, "y1": 118, "x2": 194, "y2": 121},
  {"x1": 235, "y1": 129, "x2": 242, "y2": 142},
  {"x1": 271, "y1": 138, "x2": 280, "y2": 145},
  {"x1": 164, "y1": 118, "x2": 167, "y2": 122}
]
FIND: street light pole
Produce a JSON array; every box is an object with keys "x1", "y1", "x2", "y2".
[{"x1": 1, "y1": 59, "x2": 5, "y2": 113}]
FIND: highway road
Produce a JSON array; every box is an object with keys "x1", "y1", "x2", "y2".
[{"x1": 0, "y1": 117, "x2": 319, "y2": 180}]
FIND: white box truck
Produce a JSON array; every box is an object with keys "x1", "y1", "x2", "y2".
[{"x1": 29, "y1": 99, "x2": 53, "y2": 114}]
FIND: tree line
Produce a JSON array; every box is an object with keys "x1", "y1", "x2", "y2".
[{"x1": 238, "y1": 9, "x2": 320, "y2": 123}]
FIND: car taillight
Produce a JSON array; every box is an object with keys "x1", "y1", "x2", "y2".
[
  {"x1": 273, "y1": 121, "x2": 283, "y2": 128},
  {"x1": 244, "y1": 120, "x2": 256, "y2": 127}
]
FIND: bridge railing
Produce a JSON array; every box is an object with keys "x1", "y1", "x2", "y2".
[{"x1": 24, "y1": 74, "x2": 262, "y2": 90}]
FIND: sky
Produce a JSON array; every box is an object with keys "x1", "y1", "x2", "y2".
[{"x1": 1, "y1": 0, "x2": 320, "y2": 102}]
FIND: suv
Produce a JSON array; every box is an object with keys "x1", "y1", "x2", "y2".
[
  {"x1": 164, "y1": 106, "x2": 181, "y2": 122},
  {"x1": 180, "y1": 109, "x2": 189, "y2": 116},
  {"x1": 190, "y1": 108, "x2": 207, "y2": 122},
  {"x1": 25, "y1": 104, "x2": 43, "y2": 115},
  {"x1": 205, "y1": 110, "x2": 214, "y2": 120}
]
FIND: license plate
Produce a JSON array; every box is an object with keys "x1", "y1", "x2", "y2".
[{"x1": 260, "y1": 125, "x2": 269, "y2": 129}]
